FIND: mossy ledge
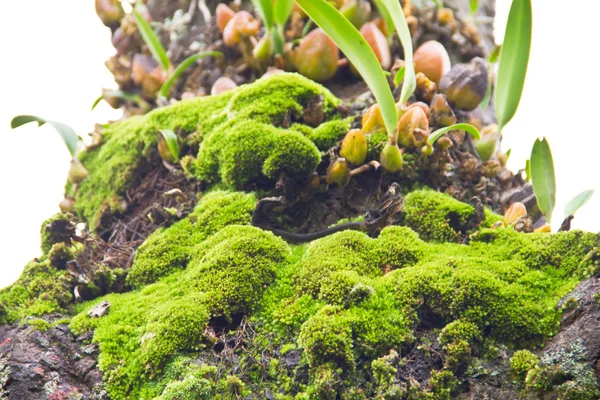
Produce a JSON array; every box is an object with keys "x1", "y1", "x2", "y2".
[
  {"x1": 69, "y1": 73, "x2": 346, "y2": 230},
  {"x1": 63, "y1": 189, "x2": 600, "y2": 399},
  {"x1": 2, "y1": 74, "x2": 600, "y2": 399}
]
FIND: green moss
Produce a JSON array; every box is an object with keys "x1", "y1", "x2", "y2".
[
  {"x1": 70, "y1": 220, "x2": 289, "y2": 399},
  {"x1": 366, "y1": 131, "x2": 388, "y2": 161},
  {"x1": 510, "y1": 350, "x2": 539, "y2": 382},
  {"x1": 25, "y1": 318, "x2": 53, "y2": 332},
  {"x1": 403, "y1": 190, "x2": 475, "y2": 242},
  {"x1": 306, "y1": 117, "x2": 353, "y2": 150},
  {"x1": 70, "y1": 73, "x2": 342, "y2": 228},
  {"x1": 127, "y1": 190, "x2": 256, "y2": 287},
  {"x1": 196, "y1": 121, "x2": 321, "y2": 187},
  {"x1": 56, "y1": 190, "x2": 598, "y2": 399},
  {"x1": 439, "y1": 320, "x2": 480, "y2": 367},
  {"x1": 47, "y1": 242, "x2": 75, "y2": 269},
  {"x1": 0, "y1": 258, "x2": 71, "y2": 324},
  {"x1": 40, "y1": 212, "x2": 73, "y2": 254},
  {"x1": 299, "y1": 305, "x2": 355, "y2": 371}
]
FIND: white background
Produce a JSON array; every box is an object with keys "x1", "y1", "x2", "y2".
[{"x1": 1, "y1": 0, "x2": 599, "y2": 288}]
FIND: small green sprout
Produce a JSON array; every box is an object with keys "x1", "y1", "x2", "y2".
[
  {"x1": 158, "y1": 129, "x2": 180, "y2": 163},
  {"x1": 251, "y1": 0, "x2": 295, "y2": 54},
  {"x1": 427, "y1": 123, "x2": 480, "y2": 146},
  {"x1": 91, "y1": 90, "x2": 151, "y2": 112},
  {"x1": 10, "y1": 115, "x2": 80, "y2": 157},
  {"x1": 10, "y1": 115, "x2": 88, "y2": 184}
]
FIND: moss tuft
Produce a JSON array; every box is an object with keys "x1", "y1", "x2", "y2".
[
  {"x1": 70, "y1": 219, "x2": 289, "y2": 399},
  {"x1": 403, "y1": 190, "x2": 474, "y2": 242},
  {"x1": 127, "y1": 190, "x2": 256, "y2": 287},
  {"x1": 510, "y1": 349, "x2": 539, "y2": 382}
]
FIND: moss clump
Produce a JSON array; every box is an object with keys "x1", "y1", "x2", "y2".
[
  {"x1": 127, "y1": 190, "x2": 256, "y2": 287},
  {"x1": 439, "y1": 320, "x2": 480, "y2": 367},
  {"x1": 47, "y1": 242, "x2": 75, "y2": 270},
  {"x1": 40, "y1": 212, "x2": 73, "y2": 254},
  {"x1": 70, "y1": 73, "x2": 342, "y2": 228},
  {"x1": 510, "y1": 349, "x2": 539, "y2": 381},
  {"x1": 403, "y1": 189, "x2": 475, "y2": 242},
  {"x1": 58, "y1": 189, "x2": 599, "y2": 398},
  {"x1": 0, "y1": 259, "x2": 71, "y2": 324},
  {"x1": 196, "y1": 121, "x2": 321, "y2": 187},
  {"x1": 70, "y1": 220, "x2": 289, "y2": 399},
  {"x1": 305, "y1": 117, "x2": 353, "y2": 150}
]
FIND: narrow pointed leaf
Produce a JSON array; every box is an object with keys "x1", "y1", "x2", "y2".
[
  {"x1": 564, "y1": 189, "x2": 594, "y2": 218},
  {"x1": 371, "y1": 0, "x2": 395, "y2": 38},
  {"x1": 159, "y1": 51, "x2": 222, "y2": 98},
  {"x1": 530, "y1": 137, "x2": 556, "y2": 222},
  {"x1": 495, "y1": 0, "x2": 532, "y2": 131},
  {"x1": 133, "y1": 9, "x2": 171, "y2": 72},
  {"x1": 296, "y1": 0, "x2": 397, "y2": 137},
  {"x1": 159, "y1": 129, "x2": 180, "y2": 162},
  {"x1": 274, "y1": 0, "x2": 294, "y2": 26},
  {"x1": 10, "y1": 115, "x2": 79, "y2": 157},
  {"x1": 251, "y1": 0, "x2": 274, "y2": 30},
  {"x1": 481, "y1": 71, "x2": 493, "y2": 110},
  {"x1": 380, "y1": 0, "x2": 416, "y2": 104},
  {"x1": 394, "y1": 66, "x2": 405, "y2": 87},
  {"x1": 427, "y1": 123, "x2": 480, "y2": 146}
]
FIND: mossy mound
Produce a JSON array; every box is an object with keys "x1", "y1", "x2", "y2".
[
  {"x1": 62, "y1": 189, "x2": 599, "y2": 399},
  {"x1": 71, "y1": 73, "x2": 345, "y2": 229}
]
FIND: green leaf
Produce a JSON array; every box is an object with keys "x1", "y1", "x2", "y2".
[
  {"x1": 380, "y1": 0, "x2": 416, "y2": 104},
  {"x1": 481, "y1": 71, "x2": 493, "y2": 110},
  {"x1": 159, "y1": 51, "x2": 222, "y2": 98},
  {"x1": 469, "y1": 0, "x2": 478, "y2": 15},
  {"x1": 10, "y1": 115, "x2": 80, "y2": 157},
  {"x1": 427, "y1": 123, "x2": 480, "y2": 146},
  {"x1": 159, "y1": 129, "x2": 180, "y2": 162},
  {"x1": 371, "y1": 0, "x2": 395, "y2": 38},
  {"x1": 91, "y1": 90, "x2": 143, "y2": 110},
  {"x1": 394, "y1": 66, "x2": 405, "y2": 87},
  {"x1": 530, "y1": 137, "x2": 556, "y2": 222},
  {"x1": 564, "y1": 189, "x2": 594, "y2": 218},
  {"x1": 133, "y1": 9, "x2": 171, "y2": 72},
  {"x1": 495, "y1": 0, "x2": 532, "y2": 131},
  {"x1": 295, "y1": 0, "x2": 397, "y2": 137},
  {"x1": 525, "y1": 159, "x2": 531, "y2": 182},
  {"x1": 251, "y1": 0, "x2": 274, "y2": 30},
  {"x1": 274, "y1": 0, "x2": 294, "y2": 26},
  {"x1": 488, "y1": 44, "x2": 502, "y2": 63}
]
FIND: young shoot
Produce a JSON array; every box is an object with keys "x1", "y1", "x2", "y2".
[
  {"x1": 10, "y1": 115, "x2": 88, "y2": 184},
  {"x1": 157, "y1": 129, "x2": 180, "y2": 163},
  {"x1": 10, "y1": 115, "x2": 80, "y2": 157},
  {"x1": 91, "y1": 90, "x2": 150, "y2": 112}
]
